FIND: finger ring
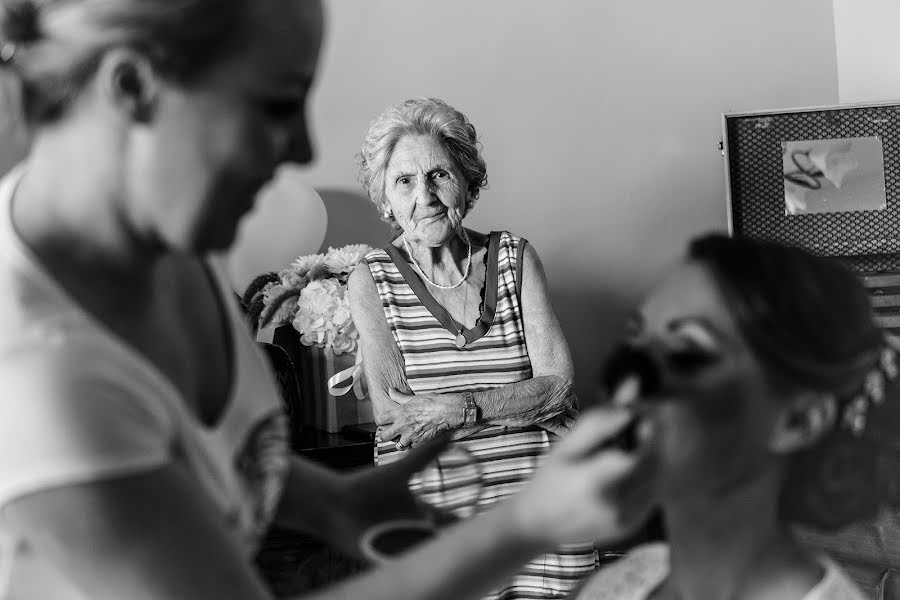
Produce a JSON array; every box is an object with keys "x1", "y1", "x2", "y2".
[{"x1": 395, "y1": 442, "x2": 409, "y2": 451}]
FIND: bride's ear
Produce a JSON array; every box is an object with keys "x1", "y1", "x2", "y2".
[{"x1": 769, "y1": 391, "x2": 837, "y2": 454}]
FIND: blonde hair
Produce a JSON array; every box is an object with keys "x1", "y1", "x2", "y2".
[{"x1": 0, "y1": 0, "x2": 248, "y2": 123}]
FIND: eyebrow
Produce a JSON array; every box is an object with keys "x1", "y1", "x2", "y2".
[{"x1": 388, "y1": 165, "x2": 451, "y2": 180}]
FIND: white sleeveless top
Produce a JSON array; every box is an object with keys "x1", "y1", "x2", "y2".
[{"x1": 0, "y1": 167, "x2": 289, "y2": 599}]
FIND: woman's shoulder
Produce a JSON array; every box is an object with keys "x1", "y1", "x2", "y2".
[
  {"x1": 468, "y1": 230, "x2": 528, "y2": 261},
  {"x1": 573, "y1": 543, "x2": 669, "y2": 600},
  {"x1": 356, "y1": 246, "x2": 394, "y2": 280}
]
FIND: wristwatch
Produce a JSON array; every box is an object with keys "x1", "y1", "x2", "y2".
[{"x1": 463, "y1": 391, "x2": 479, "y2": 427}]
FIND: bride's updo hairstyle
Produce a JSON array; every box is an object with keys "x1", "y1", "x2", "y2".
[{"x1": 688, "y1": 233, "x2": 900, "y2": 532}]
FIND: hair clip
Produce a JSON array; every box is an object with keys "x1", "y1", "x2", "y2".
[
  {"x1": 866, "y1": 370, "x2": 886, "y2": 406},
  {"x1": 881, "y1": 345, "x2": 899, "y2": 379},
  {"x1": 840, "y1": 337, "x2": 900, "y2": 435},
  {"x1": 843, "y1": 395, "x2": 868, "y2": 436}
]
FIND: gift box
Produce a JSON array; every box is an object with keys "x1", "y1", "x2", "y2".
[{"x1": 259, "y1": 324, "x2": 373, "y2": 434}]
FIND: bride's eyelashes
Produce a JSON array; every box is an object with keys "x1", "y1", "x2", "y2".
[{"x1": 666, "y1": 347, "x2": 721, "y2": 374}]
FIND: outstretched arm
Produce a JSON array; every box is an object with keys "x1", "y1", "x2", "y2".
[
  {"x1": 300, "y1": 406, "x2": 658, "y2": 600},
  {"x1": 5, "y1": 400, "x2": 653, "y2": 600}
]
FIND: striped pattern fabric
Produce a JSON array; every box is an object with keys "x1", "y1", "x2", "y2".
[{"x1": 367, "y1": 231, "x2": 598, "y2": 599}]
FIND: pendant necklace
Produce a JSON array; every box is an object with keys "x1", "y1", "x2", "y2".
[{"x1": 455, "y1": 283, "x2": 469, "y2": 349}]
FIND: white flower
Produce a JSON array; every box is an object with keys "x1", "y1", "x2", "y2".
[
  {"x1": 325, "y1": 244, "x2": 371, "y2": 275},
  {"x1": 299, "y1": 279, "x2": 343, "y2": 315},
  {"x1": 292, "y1": 309, "x2": 326, "y2": 334},
  {"x1": 290, "y1": 253, "x2": 329, "y2": 279},
  {"x1": 332, "y1": 331, "x2": 356, "y2": 355},
  {"x1": 263, "y1": 284, "x2": 288, "y2": 302},
  {"x1": 279, "y1": 268, "x2": 306, "y2": 289},
  {"x1": 262, "y1": 246, "x2": 369, "y2": 355},
  {"x1": 332, "y1": 306, "x2": 350, "y2": 327}
]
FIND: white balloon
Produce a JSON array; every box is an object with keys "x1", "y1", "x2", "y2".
[{"x1": 225, "y1": 164, "x2": 327, "y2": 293}]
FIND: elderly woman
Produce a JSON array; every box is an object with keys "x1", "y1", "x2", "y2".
[
  {"x1": 348, "y1": 97, "x2": 596, "y2": 599},
  {"x1": 575, "y1": 233, "x2": 895, "y2": 599}
]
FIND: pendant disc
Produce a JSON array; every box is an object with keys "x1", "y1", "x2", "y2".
[{"x1": 455, "y1": 333, "x2": 467, "y2": 349}]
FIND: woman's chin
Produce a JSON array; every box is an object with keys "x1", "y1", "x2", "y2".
[{"x1": 416, "y1": 222, "x2": 460, "y2": 246}]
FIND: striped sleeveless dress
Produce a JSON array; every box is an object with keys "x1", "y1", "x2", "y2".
[{"x1": 367, "y1": 231, "x2": 598, "y2": 600}]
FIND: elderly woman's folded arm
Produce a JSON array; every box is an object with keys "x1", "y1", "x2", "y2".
[
  {"x1": 462, "y1": 243, "x2": 578, "y2": 433},
  {"x1": 347, "y1": 260, "x2": 414, "y2": 424},
  {"x1": 349, "y1": 245, "x2": 578, "y2": 448}
]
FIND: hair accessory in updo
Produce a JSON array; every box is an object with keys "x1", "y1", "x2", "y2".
[
  {"x1": 783, "y1": 333, "x2": 900, "y2": 531},
  {"x1": 841, "y1": 334, "x2": 900, "y2": 435}
]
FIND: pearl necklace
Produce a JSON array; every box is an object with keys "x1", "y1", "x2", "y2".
[{"x1": 403, "y1": 235, "x2": 472, "y2": 290}]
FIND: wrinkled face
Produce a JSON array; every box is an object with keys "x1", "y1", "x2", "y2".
[
  {"x1": 133, "y1": 0, "x2": 324, "y2": 252},
  {"x1": 383, "y1": 134, "x2": 469, "y2": 246},
  {"x1": 623, "y1": 261, "x2": 787, "y2": 502}
]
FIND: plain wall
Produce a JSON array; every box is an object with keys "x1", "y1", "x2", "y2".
[
  {"x1": 304, "y1": 0, "x2": 840, "y2": 401},
  {"x1": 834, "y1": 0, "x2": 900, "y2": 103},
  {"x1": 0, "y1": 3, "x2": 840, "y2": 402}
]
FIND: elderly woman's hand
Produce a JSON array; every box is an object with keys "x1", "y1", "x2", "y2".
[
  {"x1": 376, "y1": 388, "x2": 465, "y2": 449},
  {"x1": 536, "y1": 406, "x2": 580, "y2": 436},
  {"x1": 378, "y1": 382, "x2": 582, "y2": 448}
]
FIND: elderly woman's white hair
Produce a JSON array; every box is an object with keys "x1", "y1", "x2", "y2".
[{"x1": 356, "y1": 97, "x2": 488, "y2": 229}]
